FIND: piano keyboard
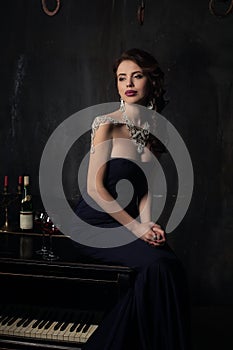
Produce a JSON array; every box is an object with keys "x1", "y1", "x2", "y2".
[{"x1": 0, "y1": 303, "x2": 102, "y2": 345}]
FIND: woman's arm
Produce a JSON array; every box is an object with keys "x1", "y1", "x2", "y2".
[
  {"x1": 138, "y1": 160, "x2": 166, "y2": 244},
  {"x1": 139, "y1": 192, "x2": 152, "y2": 223},
  {"x1": 87, "y1": 123, "x2": 138, "y2": 231},
  {"x1": 139, "y1": 192, "x2": 166, "y2": 243},
  {"x1": 87, "y1": 121, "x2": 165, "y2": 245}
]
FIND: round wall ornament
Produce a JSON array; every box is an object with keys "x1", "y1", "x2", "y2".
[
  {"x1": 42, "y1": 0, "x2": 60, "y2": 16},
  {"x1": 209, "y1": 0, "x2": 233, "y2": 17}
]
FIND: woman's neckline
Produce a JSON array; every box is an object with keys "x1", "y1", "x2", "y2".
[{"x1": 110, "y1": 156, "x2": 151, "y2": 164}]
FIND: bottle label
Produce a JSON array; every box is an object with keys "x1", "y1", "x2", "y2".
[{"x1": 20, "y1": 211, "x2": 33, "y2": 230}]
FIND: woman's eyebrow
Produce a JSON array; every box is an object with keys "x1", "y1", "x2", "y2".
[{"x1": 117, "y1": 71, "x2": 143, "y2": 77}]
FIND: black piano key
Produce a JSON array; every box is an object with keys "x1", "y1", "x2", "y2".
[
  {"x1": 32, "y1": 314, "x2": 44, "y2": 329},
  {"x1": 36, "y1": 309, "x2": 54, "y2": 329},
  {"x1": 32, "y1": 307, "x2": 49, "y2": 328},
  {"x1": 60, "y1": 312, "x2": 74, "y2": 331},
  {"x1": 54, "y1": 311, "x2": 70, "y2": 331},
  {"x1": 1, "y1": 305, "x2": 22, "y2": 326},
  {"x1": 22, "y1": 314, "x2": 34, "y2": 328},
  {"x1": 53, "y1": 312, "x2": 66, "y2": 331},
  {"x1": 76, "y1": 312, "x2": 90, "y2": 332},
  {"x1": 53, "y1": 321, "x2": 63, "y2": 331},
  {"x1": 0, "y1": 315, "x2": 9, "y2": 325},
  {"x1": 17, "y1": 317, "x2": 28, "y2": 327},
  {"x1": 6, "y1": 315, "x2": 18, "y2": 327},
  {"x1": 31, "y1": 308, "x2": 49, "y2": 329},
  {"x1": 1, "y1": 304, "x2": 17, "y2": 324},
  {"x1": 16, "y1": 308, "x2": 30, "y2": 327},
  {"x1": 31, "y1": 319, "x2": 40, "y2": 328},
  {"x1": 59, "y1": 321, "x2": 69, "y2": 332},
  {"x1": 38, "y1": 319, "x2": 49, "y2": 329},
  {"x1": 82, "y1": 313, "x2": 94, "y2": 333},
  {"x1": 69, "y1": 323, "x2": 78, "y2": 332},
  {"x1": 1, "y1": 315, "x2": 14, "y2": 326},
  {"x1": 21, "y1": 310, "x2": 32, "y2": 328},
  {"x1": 43, "y1": 318, "x2": 55, "y2": 330},
  {"x1": 69, "y1": 311, "x2": 85, "y2": 332}
]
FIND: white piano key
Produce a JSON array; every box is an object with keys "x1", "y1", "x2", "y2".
[
  {"x1": 63, "y1": 310, "x2": 84, "y2": 342},
  {"x1": 35, "y1": 320, "x2": 52, "y2": 339},
  {"x1": 61, "y1": 322, "x2": 77, "y2": 341},
  {"x1": 74, "y1": 323, "x2": 88, "y2": 343},
  {"x1": 0, "y1": 305, "x2": 102, "y2": 345},
  {"x1": 11, "y1": 309, "x2": 31, "y2": 336},
  {"x1": 82, "y1": 311, "x2": 103, "y2": 342},
  {"x1": 56, "y1": 321, "x2": 74, "y2": 341},
  {"x1": 33, "y1": 308, "x2": 56, "y2": 339},
  {"x1": 20, "y1": 318, "x2": 39, "y2": 337},
  {"x1": 51, "y1": 324, "x2": 64, "y2": 339},
  {"x1": 27, "y1": 322, "x2": 41, "y2": 338},
  {"x1": 19, "y1": 307, "x2": 40, "y2": 337},
  {"x1": 42, "y1": 321, "x2": 62, "y2": 339},
  {"x1": 0, "y1": 316, "x2": 15, "y2": 333},
  {"x1": 50, "y1": 314, "x2": 68, "y2": 339},
  {"x1": 2, "y1": 317, "x2": 22, "y2": 335},
  {"x1": 13, "y1": 321, "x2": 28, "y2": 336},
  {"x1": 51, "y1": 311, "x2": 71, "y2": 340},
  {"x1": 39, "y1": 318, "x2": 56, "y2": 339},
  {"x1": 45, "y1": 321, "x2": 60, "y2": 339},
  {"x1": 75, "y1": 312, "x2": 94, "y2": 343},
  {"x1": 66, "y1": 322, "x2": 82, "y2": 342},
  {"x1": 23, "y1": 316, "x2": 41, "y2": 337},
  {"x1": 28, "y1": 313, "x2": 49, "y2": 338},
  {"x1": 81, "y1": 324, "x2": 98, "y2": 343},
  {"x1": 39, "y1": 323, "x2": 54, "y2": 339}
]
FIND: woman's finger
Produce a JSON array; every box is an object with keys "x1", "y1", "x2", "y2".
[{"x1": 152, "y1": 226, "x2": 164, "y2": 235}]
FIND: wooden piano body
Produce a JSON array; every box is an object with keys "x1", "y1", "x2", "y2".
[{"x1": 0, "y1": 231, "x2": 134, "y2": 349}]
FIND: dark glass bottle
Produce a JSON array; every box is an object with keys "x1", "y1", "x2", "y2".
[{"x1": 20, "y1": 176, "x2": 33, "y2": 231}]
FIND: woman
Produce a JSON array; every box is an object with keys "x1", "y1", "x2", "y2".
[{"x1": 74, "y1": 48, "x2": 191, "y2": 349}]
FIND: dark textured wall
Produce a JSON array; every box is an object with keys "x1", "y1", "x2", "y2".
[{"x1": 0, "y1": 0, "x2": 232, "y2": 305}]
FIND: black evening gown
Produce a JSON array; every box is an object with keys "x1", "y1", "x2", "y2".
[{"x1": 72, "y1": 158, "x2": 191, "y2": 350}]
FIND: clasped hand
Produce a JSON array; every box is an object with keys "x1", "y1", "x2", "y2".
[{"x1": 137, "y1": 222, "x2": 166, "y2": 246}]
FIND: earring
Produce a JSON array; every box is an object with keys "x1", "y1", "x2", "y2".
[
  {"x1": 147, "y1": 100, "x2": 154, "y2": 110},
  {"x1": 120, "y1": 98, "x2": 125, "y2": 112}
]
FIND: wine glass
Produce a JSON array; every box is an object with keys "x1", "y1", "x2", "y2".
[
  {"x1": 35, "y1": 211, "x2": 49, "y2": 256},
  {"x1": 42, "y1": 215, "x2": 59, "y2": 261}
]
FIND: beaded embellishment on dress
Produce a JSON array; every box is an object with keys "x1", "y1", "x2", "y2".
[
  {"x1": 90, "y1": 116, "x2": 121, "y2": 154},
  {"x1": 90, "y1": 114, "x2": 150, "y2": 154},
  {"x1": 122, "y1": 114, "x2": 150, "y2": 154}
]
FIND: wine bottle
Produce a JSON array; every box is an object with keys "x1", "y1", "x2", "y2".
[
  {"x1": 20, "y1": 176, "x2": 33, "y2": 231},
  {"x1": 14, "y1": 175, "x2": 23, "y2": 229}
]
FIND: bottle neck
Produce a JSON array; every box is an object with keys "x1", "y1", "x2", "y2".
[{"x1": 21, "y1": 185, "x2": 32, "y2": 204}]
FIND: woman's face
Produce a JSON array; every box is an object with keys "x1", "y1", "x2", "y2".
[{"x1": 116, "y1": 60, "x2": 149, "y2": 105}]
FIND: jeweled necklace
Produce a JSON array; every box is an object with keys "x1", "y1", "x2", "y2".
[{"x1": 121, "y1": 112, "x2": 150, "y2": 154}]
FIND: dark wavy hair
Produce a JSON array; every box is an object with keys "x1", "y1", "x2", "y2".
[{"x1": 113, "y1": 48, "x2": 167, "y2": 113}]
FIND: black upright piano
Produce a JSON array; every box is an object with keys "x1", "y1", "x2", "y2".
[{"x1": 0, "y1": 230, "x2": 134, "y2": 349}]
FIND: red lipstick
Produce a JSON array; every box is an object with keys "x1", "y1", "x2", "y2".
[{"x1": 125, "y1": 90, "x2": 137, "y2": 97}]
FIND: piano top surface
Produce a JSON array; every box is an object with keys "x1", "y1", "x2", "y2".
[{"x1": 0, "y1": 229, "x2": 133, "y2": 272}]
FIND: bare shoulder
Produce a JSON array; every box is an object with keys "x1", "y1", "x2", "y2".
[
  {"x1": 106, "y1": 109, "x2": 122, "y2": 121},
  {"x1": 90, "y1": 110, "x2": 124, "y2": 153},
  {"x1": 92, "y1": 110, "x2": 122, "y2": 129}
]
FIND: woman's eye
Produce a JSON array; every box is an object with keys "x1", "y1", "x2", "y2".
[
  {"x1": 118, "y1": 76, "x2": 125, "y2": 81},
  {"x1": 134, "y1": 74, "x2": 143, "y2": 79}
]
